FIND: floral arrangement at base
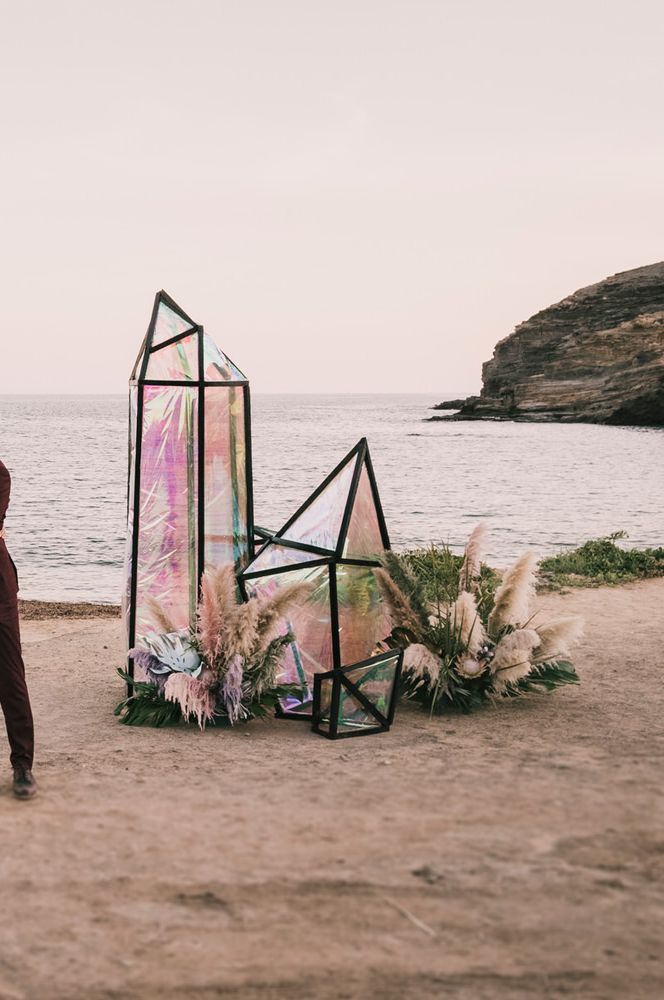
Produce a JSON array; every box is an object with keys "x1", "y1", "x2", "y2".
[
  {"x1": 116, "y1": 567, "x2": 310, "y2": 728},
  {"x1": 376, "y1": 525, "x2": 583, "y2": 713}
]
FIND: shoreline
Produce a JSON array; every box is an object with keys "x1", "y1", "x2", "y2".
[{"x1": 18, "y1": 600, "x2": 121, "y2": 620}]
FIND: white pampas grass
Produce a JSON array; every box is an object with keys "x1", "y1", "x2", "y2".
[
  {"x1": 403, "y1": 643, "x2": 443, "y2": 685},
  {"x1": 488, "y1": 552, "x2": 537, "y2": 635},
  {"x1": 490, "y1": 628, "x2": 540, "y2": 689},
  {"x1": 458, "y1": 523, "x2": 488, "y2": 594},
  {"x1": 533, "y1": 616, "x2": 584, "y2": 663},
  {"x1": 449, "y1": 590, "x2": 486, "y2": 655}
]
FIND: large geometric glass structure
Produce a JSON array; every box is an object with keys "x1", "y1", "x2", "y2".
[
  {"x1": 239, "y1": 438, "x2": 391, "y2": 718},
  {"x1": 125, "y1": 291, "x2": 253, "y2": 677}
]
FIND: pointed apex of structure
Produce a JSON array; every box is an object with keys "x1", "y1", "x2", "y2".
[
  {"x1": 243, "y1": 438, "x2": 389, "y2": 574},
  {"x1": 131, "y1": 291, "x2": 249, "y2": 385},
  {"x1": 151, "y1": 291, "x2": 198, "y2": 348}
]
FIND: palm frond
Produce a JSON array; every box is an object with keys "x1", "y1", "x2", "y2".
[
  {"x1": 114, "y1": 669, "x2": 182, "y2": 727},
  {"x1": 508, "y1": 659, "x2": 580, "y2": 695}
]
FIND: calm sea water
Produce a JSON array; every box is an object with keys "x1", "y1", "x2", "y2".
[{"x1": 0, "y1": 394, "x2": 662, "y2": 603}]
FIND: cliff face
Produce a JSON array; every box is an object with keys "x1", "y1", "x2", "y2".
[{"x1": 448, "y1": 263, "x2": 664, "y2": 425}]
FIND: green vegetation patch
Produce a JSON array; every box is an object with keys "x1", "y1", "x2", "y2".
[
  {"x1": 538, "y1": 532, "x2": 664, "y2": 590},
  {"x1": 398, "y1": 544, "x2": 500, "y2": 621}
]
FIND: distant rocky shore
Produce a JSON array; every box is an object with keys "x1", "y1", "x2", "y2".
[{"x1": 432, "y1": 262, "x2": 664, "y2": 426}]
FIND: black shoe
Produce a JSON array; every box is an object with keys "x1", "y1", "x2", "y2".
[{"x1": 12, "y1": 767, "x2": 37, "y2": 799}]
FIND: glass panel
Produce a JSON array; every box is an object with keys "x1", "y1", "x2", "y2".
[
  {"x1": 246, "y1": 541, "x2": 323, "y2": 573},
  {"x1": 343, "y1": 652, "x2": 400, "y2": 723},
  {"x1": 336, "y1": 564, "x2": 391, "y2": 667},
  {"x1": 134, "y1": 386, "x2": 198, "y2": 646},
  {"x1": 336, "y1": 688, "x2": 377, "y2": 732},
  {"x1": 203, "y1": 334, "x2": 247, "y2": 381},
  {"x1": 282, "y1": 457, "x2": 355, "y2": 551},
  {"x1": 343, "y1": 463, "x2": 385, "y2": 558},
  {"x1": 152, "y1": 300, "x2": 195, "y2": 347},
  {"x1": 245, "y1": 563, "x2": 332, "y2": 713},
  {"x1": 145, "y1": 332, "x2": 198, "y2": 381},
  {"x1": 123, "y1": 386, "x2": 138, "y2": 646},
  {"x1": 204, "y1": 386, "x2": 249, "y2": 571}
]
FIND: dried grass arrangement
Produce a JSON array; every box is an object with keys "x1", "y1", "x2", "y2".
[
  {"x1": 116, "y1": 567, "x2": 310, "y2": 728},
  {"x1": 377, "y1": 525, "x2": 583, "y2": 713}
]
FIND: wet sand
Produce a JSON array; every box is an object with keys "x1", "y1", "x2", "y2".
[{"x1": 1, "y1": 580, "x2": 662, "y2": 999}]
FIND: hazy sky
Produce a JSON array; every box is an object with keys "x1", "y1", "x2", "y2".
[{"x1": 2, "y1": 0, "x2": 663, "y2": 394}]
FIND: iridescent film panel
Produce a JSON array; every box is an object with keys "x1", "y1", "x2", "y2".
[
  {"x1": 336, "y1": 563, "x2": 391, "y2": 666},
  {"x1": 343, "y1": 463, "x2": 386, "y2": 558},
  {"x1": 245, "y1": 563, "x2": 333, "y2": 714},
  {"x1": 144, "y1": 333, "x2": 198, "y2": 381},
  {"x1": 134, "y1": 385, "x2": 199, "y2": 647},
  {"x1": 282, "y1": 458, "x2": 356, "y2": 551},
  {"x1": 203, "y1": 386, "x2": 249, "y2": 571}
]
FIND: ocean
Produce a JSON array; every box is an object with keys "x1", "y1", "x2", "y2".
[{"x1": 0, "y1": 393, "x2": 662, "y2": 603}]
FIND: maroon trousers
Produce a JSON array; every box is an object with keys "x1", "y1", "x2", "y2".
[{"x1": 0, "y1": 546, "x2": 34, "y2": 770}]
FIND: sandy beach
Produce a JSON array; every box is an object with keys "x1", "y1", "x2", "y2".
[{"x1": 0, "y1": 579, "x2": 662, "y2": 1000}]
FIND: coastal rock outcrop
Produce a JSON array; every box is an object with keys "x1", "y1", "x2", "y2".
[{"x1": 437, "y1": 262, "x2": 664, "y2": 425}]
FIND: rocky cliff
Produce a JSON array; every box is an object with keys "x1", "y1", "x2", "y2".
[{"x1": 437, "y1": 262, "x2": 664, "y2": 425}]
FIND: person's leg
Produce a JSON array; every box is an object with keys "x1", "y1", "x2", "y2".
[{"x1": 0, "y1": 600, "x2": 34, "y2": 772}]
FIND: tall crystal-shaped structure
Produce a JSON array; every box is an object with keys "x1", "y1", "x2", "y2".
[
  {"x1": 239, "y1": 438, "x2": 391, "y2": 718},
  {"x1": 125, "y1": 291, "x2": 253, "y2": 674}
]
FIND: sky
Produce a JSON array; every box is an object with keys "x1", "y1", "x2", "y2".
[{"x1": 1, "y1": 0, "x2": 663, "y2": 395}]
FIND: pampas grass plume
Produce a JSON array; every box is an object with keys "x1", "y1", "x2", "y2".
[
  {"x1": 458, "y1": 523, "x2": 488, "y2": 594},
  {"x1": 197, "y1": 571, "x2": 224, "y2": 665},
  {"x1": 488, "y1": 552, "x2": 537, "y2": 635},
  {"x1": 164, "y1": 673, "x2": 215, "y2": 730},
  {"x1": 490, "y1": 628, "x2": 540, "y2": 689},
  {"x1": 534, "y1": 616, "x2": 584, "y2": 663},
  {"x1": 403, "y1": 643, "x2": 443, "y2": 685},
  {"x1": 230, "y1": 599, "x2": 261, "y2": 660},
  {"x1": 450, "y1": 590, "x2": 486, "y2": 655},
  {"x1": 254, "y1": 580, "x2": 313, "y2": 650},
  {"x1": 213, "y1": 565, "x2": 241, "y2": 623}
]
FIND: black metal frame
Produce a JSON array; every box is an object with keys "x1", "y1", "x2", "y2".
[
  {"x1": 239, "y1": 438, "x2": 391, "y2": 720},
  {"x1": 311, "y1": 648, "x2": 403, "y2": 739},
  {"x1": 126, "y1": 290, "x2": 254, "y2": 687}
]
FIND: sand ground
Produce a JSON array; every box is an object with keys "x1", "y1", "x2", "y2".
[{"x1": 1, "y1": 580, "x2": 662, "y2": 1000}]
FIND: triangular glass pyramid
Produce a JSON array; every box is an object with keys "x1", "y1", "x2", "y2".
[{"x1": 280, "y1": 450, "x2": 358, "y2": 552}]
